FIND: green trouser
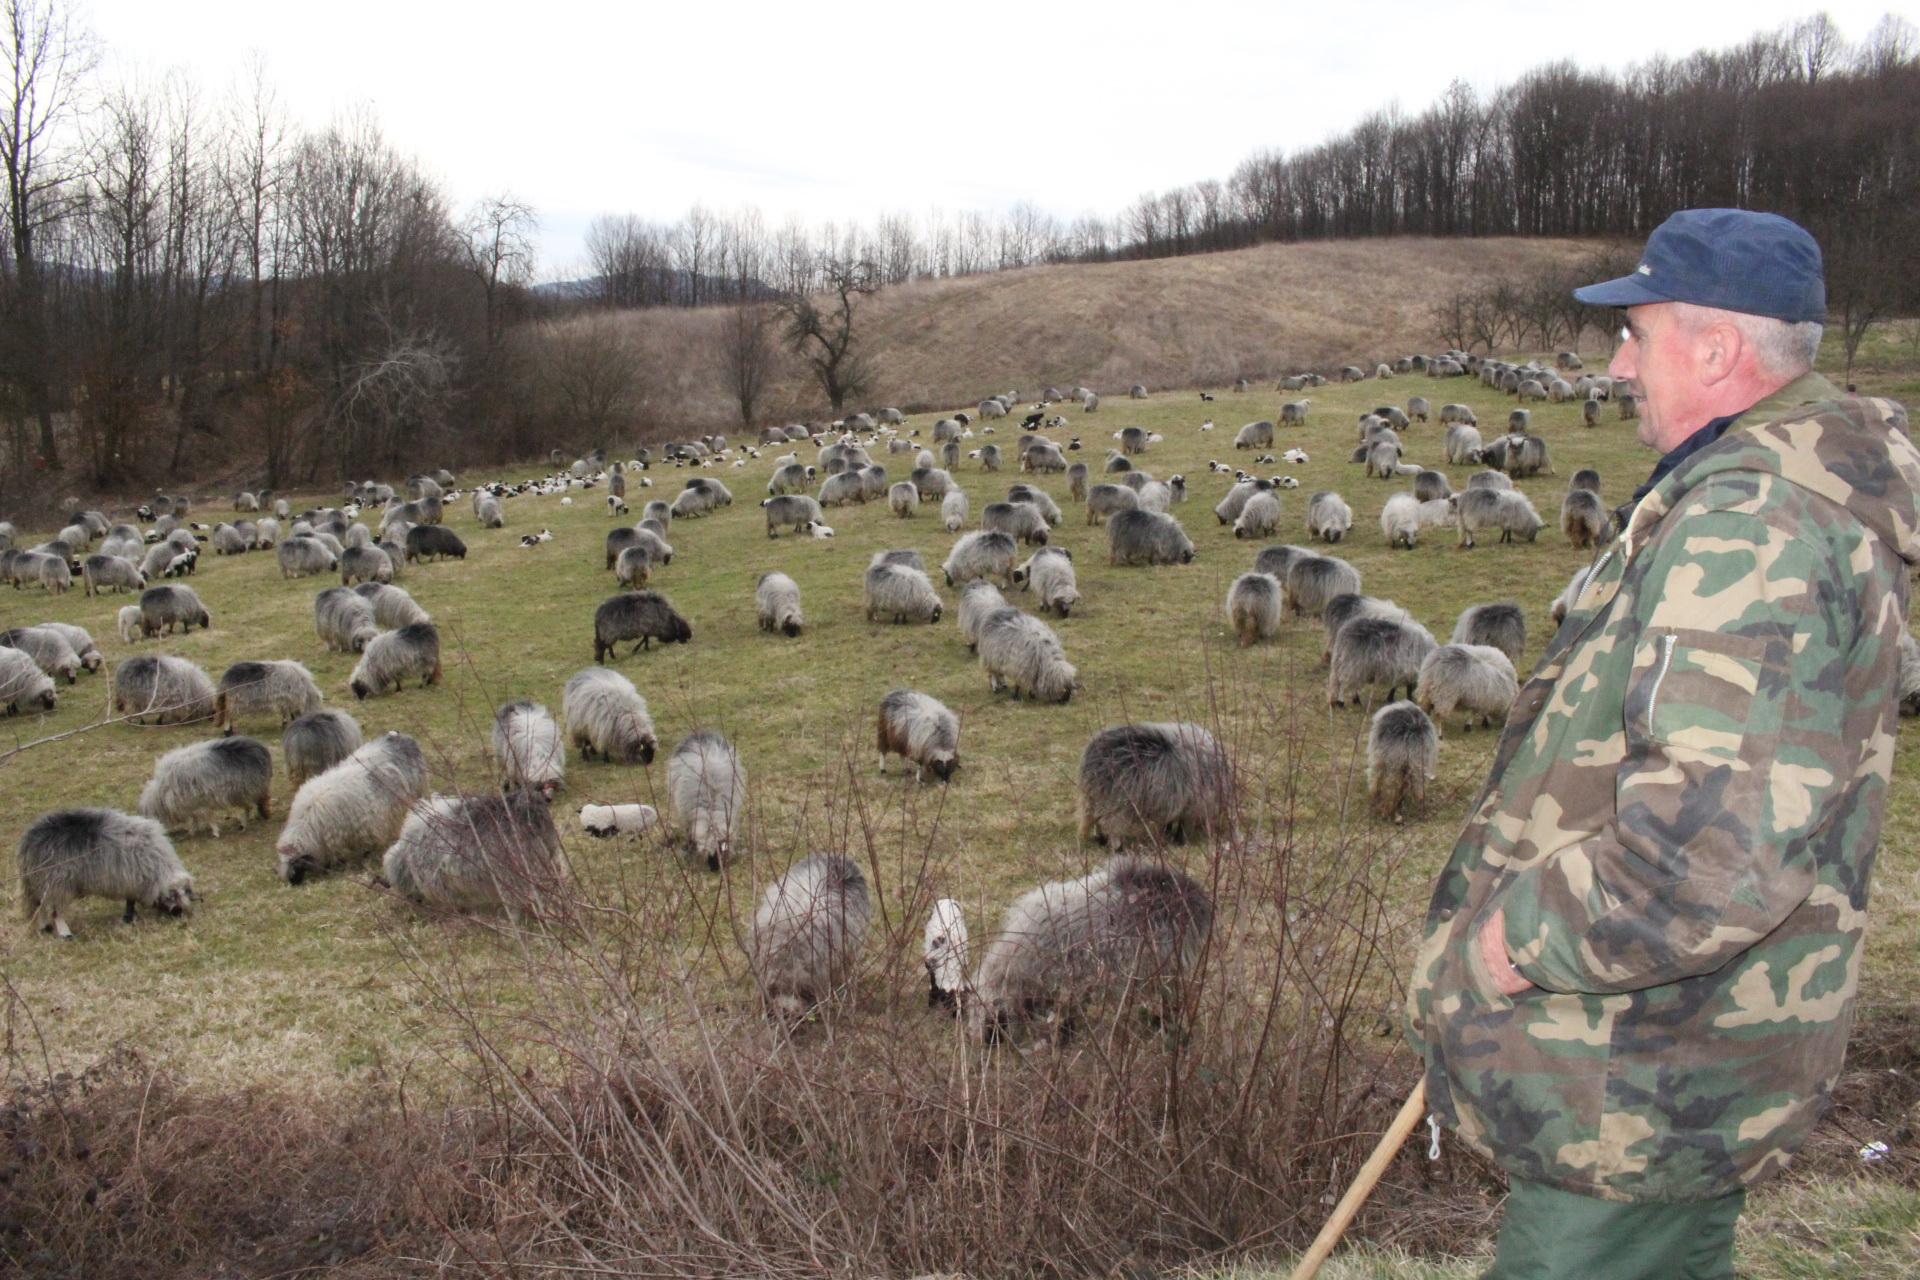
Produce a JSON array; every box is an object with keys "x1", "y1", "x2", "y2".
[{"x1": 1483, "y1": 1178, "x2": 1745, "y2": 1280}]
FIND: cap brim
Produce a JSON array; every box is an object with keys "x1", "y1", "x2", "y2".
[{"x1": 1572, "y1": 275, "x2": 1670, "y2": 309}]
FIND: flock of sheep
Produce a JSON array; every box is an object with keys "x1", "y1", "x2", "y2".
[{"x1": 17, "y1": 345, "x2": 1893, "y2": 1043}]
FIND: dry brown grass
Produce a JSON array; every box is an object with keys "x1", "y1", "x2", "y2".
[{"x1": 596, "y1": 237, "x2": 1602, "y2": 428}]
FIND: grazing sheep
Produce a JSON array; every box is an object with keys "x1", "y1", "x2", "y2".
[
  {"x1": 981, "y1": 500, "x2": 1050, "y2": 545},
  {"x1": 864, "y1": 562, "x2": 944, "y2": 624},
  {"x1": 314, "y1": 587, "x2": 379, "y2": 654},
  {"x1": 579, "y1": 803, "x2": 659, "y2": 837},
  {"x1": 1417, "y1": 643, "x2": 1520, "y2": 731},
  {"x1": 1283, "y1": 554, "x2": 1361, "y2": 620},
  {"x1": 383, "y1": 791, "x2": 565, "y2": 919},
  {"x1": 615, "y1": 544, "x2": 658, "y2": 590},
  {"x1": 1234, "y1": 420, "x2": 1275, "y2": 450},
  {"x1": 1320, "y1": 593, "x2": 1415, "y2": 664},
  {"x1": 818, "y1": 471, "x2": 866, "y2": 506},
  {"x1": 756, "y1": 571, "x2": 804, "y2": 637},
  {"x1": 668, "y1": 731, "x2": 746, "y2": 870},
  {"x1": 113, "y1": 655, "x2": 215, "y2": 725},
  {"x1": 970, "y1": 856, "x2": 1213, "y2": 1044},
  {"x1": 275, "y1": 732, "x2": 430, "y2": 884},
  {"x1": 215, "y1": 660, "x2": 325, "y2": 732},
  {"x1": 475, "y1": 495, "x2": 506, "y2": 528},
  {"x1": 136, "y1": 584, "x2": 212, "y2": 639},
  {"x1": 1226, "y1": 572, "x2": 1283, "y2": 646},
  {"x1": 339, "y1": 544, "x2": 394, "y2": 586},
  {"x1": 1021, "y1": 441, "x2": 1067, "y2": 474},
  {"x1": 0, "y1": 647, "x2": 57, "y2": 715},
  {"x1": 886, "y1": 481, "x2": 920, "y2": 518},
  {"x1": 405, "y1": 525, "x2": 467, "y2": 562},
  {"x1": 877, "y1": 689, "x2": 960, "y2": 781},
  {"x1": 349, "y1": 623, "x2": 443, "y2": 699},
  {"x1": 1561, "y1": 488, "x2": 1611, "y2": 549},
  {"x1": 752, "y1": 854, "x2": 872, "y2": 1020},
  {"x1": 1252, "y1": 544, "x2": 1311, "y2": 583},
  {"x1": 1280, "y1": 400, "x2": 1311, "y2": 426},
  {"x1": 116, "y1": 604, "x2": 143, "y2": 644},
  {"x1": 1067, "y1": 462, "x2": 1089, "y2": 500},
  {"x1": 26, "y1": 622, "x2": 100, "y2": 675},
  {"x1": 1466, "y1": 469, "x2": 1514, "y2": 492},
  {"x1": 762, "y1": 493, "x2": 825, "y2": 537},
  {"x1": 1444, "y1": 424, "x2": 1485, "y2": 467},
  {"x1": 1504, "y1": 433, "x2": 1551, "y2": 479},
  {"x1": 942, "y1": 529, "x2": 1017, "y2": 588},
  {"x1": 212, "y1": 523, "x2": 249, "y2": 556},
  {"x1": 1414, "y1": 470, "x2": 1452, "y2": 503},
  {"x1": 138, "y1": 737, "x2": 274, "y2": 835},
  {"x1": 977, "y1": 608, "x2": 1076, "y2": 702},
  {"x1": 1006, "y1": 483, "x2": 1063, "y2": 526},
  {"x1": 1452, "y1": 602, "x2": 1527, "y2": 668},
  {"x1": 1453, "y1": 488, "x2": 1541, "y2": 547},
  {"x1": 1379, "y1": 493, "x2": 1427, "y2": 549},
  {"x1": 1619, "y1": 393, "x2": 1639, "y2": 420},
  {"x1": 1118, "y1": 426, "x2": 1151, "y2": 455},
  {"x1": 768, "y1": 462, "x2": 816, "y2": 496},
  {"x1": 1107, "y1": 509, "x2": 1195, "y2": 567},
  {"x1": 493, "y1": 700, "x2": 565, "y2": 798},
  {"x1": 593, "y1": 591, "x2": 692, "y2": 661},
  {"x1": 82, "y1": 554, "x2": 146, "y2": 596},
  {"x1": 860, "y1": 465, "x2": 891, "y2": 501},
  {"x1": 957, "y1": 580, "x2": 1009, "y2": 650},
  {"x1": 924, "y1": 898, "x2": 971, "y2": 1009},
  {"x1": 644, "y1": 499, "x2": 672, "y2": 526},
  {"x1": 1365, "y1": 441, "x2": 1404, "y2": 480},
  {"x1": 0, "y1": 626, "x2": 80, "y2": 684},
  {"x1": 563, "y1": 667, "x2": 657, "y2": 764},
  {"x1": 1306, "y1": 490, "x2": 1353, "y2": 544},
  {"x1": 1329, "y1": 616, "x2": 1437, "y2": 708},
  {"x1": 277, "y1": 535, "x2": 337, "y2": 579},
  {"x1": 1014, "y1": 547, "x2": 1080, "y2": 617},
  {"x1": 978, "y1": 443, "x2": 1003, "y2": 472},
  {"x1": 604, "y1": 527, "x2": 643, "y2": 570},
  {"x1": 283, "y1": 709, "x2": 364, "y2": 788},
  {"x1": 18, "y1": 809, "x2": 194, "y2": 938},
  {"x1": 870, "y1": 549, "x2": 926, "y2": 571},
  {"x1": 911, "y1": 466, "x2": 954, "y2": 499},
  {"x1": 1368, "y1": 701, "x2": 1439, "y2": 822},
  {"x1": 941, "y1": 488, "x2": 969, "y2": 531},
  {"x1": 1087, "y1": 483, "x2": 1141, "y2": 525},
  {"x1": 1233, "y1": 490, "x2": 1282, "y2": 540},
  {"x1": 1081, "y1": 392, "x2": 1099, "y2": 412}
]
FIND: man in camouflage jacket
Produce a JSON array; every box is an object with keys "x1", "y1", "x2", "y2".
[{"x1": 1406, "y1": 209, "x2": 1920, "y2": 1278}]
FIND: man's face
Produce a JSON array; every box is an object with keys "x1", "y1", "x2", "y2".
[{"x1": 1610, "y1": 303, "x2": 1703, "y2": 453}]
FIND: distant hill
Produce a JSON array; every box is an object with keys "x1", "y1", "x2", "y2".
[{"x1": 593, "y1": 236, "x2": 1604, "y2": 429}]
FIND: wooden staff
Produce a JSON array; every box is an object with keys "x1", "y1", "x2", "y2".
[{"x1": 1287, "y1": 1078, "x2": 1430, "y2": 1280}]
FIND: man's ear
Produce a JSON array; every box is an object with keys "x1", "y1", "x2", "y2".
[{"x1": 1697, "y1": 318, "x2": 1744, "y2": 388}]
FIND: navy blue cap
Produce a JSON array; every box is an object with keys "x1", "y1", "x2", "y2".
[{"x1": 1573, "y1": 208, "x2": 1826, "y2": 323}]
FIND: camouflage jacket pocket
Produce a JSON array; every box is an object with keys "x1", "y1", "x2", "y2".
[{"x1": 1625, "y1": 627, "x2": 1780, "y2": 757}]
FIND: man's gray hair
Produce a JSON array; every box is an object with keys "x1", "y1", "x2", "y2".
[{"x1": 1674, "y1": 302, "x2": 1822, "y2": 377}]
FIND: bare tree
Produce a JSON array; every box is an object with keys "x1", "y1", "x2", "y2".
[
  {"x1": 777, "y1": 255, "x2": 876, "y2": 414},
  {"x1": 1, "y1": 0, "x2": 96, "y2": 464},
  {"x1": 540, "y1": 313, "x2": 641, "y2": 441},
  {"x1": 716, "y1": 302, "x2": 777, "y2": 427},
  {"x1": 461, "y1": 193, "x2": 536, "y2": 354}
]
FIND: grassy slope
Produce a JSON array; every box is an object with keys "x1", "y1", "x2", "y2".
[
  {"x1": 0, "y1": 330, "x2": 1914, "y2": 1275},
  {"x1": 610, "y1": 237, "x2": 1602, "y2": 427}
]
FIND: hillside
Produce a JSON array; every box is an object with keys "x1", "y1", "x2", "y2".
[{"x1": 603, "y1": 236, "x2": 1602, "y2": 429}]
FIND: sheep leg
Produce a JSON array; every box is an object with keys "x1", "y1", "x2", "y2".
[
  {"x1": 123, "y1": 899, "x2": 138, "y2": 923},
  {"x1": 52, "y1": 912, "x2": 72, "y2": 939}
]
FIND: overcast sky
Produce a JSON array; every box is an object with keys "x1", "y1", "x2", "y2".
[{"x1": 88, "y1": 0, "x2": 1907, "y2": 277}]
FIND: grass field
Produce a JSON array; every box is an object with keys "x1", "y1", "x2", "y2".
[{"x1": 1, "y1": 333, "x2": 1915, "y2": 1275}]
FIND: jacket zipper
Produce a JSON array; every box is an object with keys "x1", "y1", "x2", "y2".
[{"x1": 1646, "y1": 632, "x2": 1677, "y2": 726}]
